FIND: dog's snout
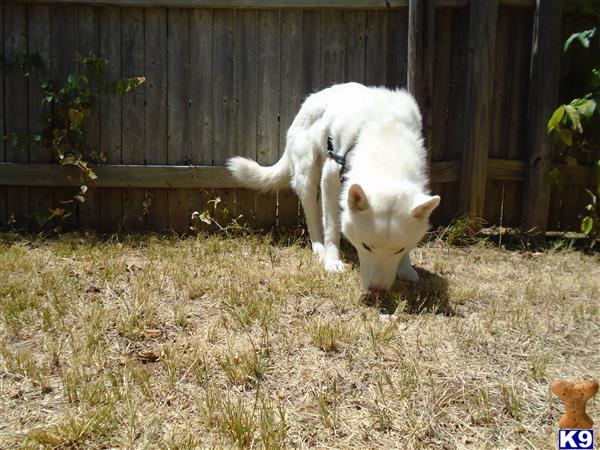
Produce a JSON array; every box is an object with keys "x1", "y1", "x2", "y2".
[{"x1": 368, "y1": 288, "x2": 387, "y2": 298}]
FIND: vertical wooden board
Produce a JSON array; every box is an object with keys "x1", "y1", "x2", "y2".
[
  {"x1": 4, "y1": 3, "x2": 29, "y2": 228},
  {"x1": 0, "y1": 4, "x2": 4, "y2": 226},
  {"x1": 190, "y1": 9, "x2": 215, "y2": 232},
  {"x1": 51, "y1": 5, "x2": 79, "y2": 229},
  {"x1": 387, "y1": 8, "x2": 408, "y2": 89},
  {"x1": 212, "y1": 9, "x2": 235, "y2": 163},
  {"x1": 301, "y1": 10, "x2": 322, "y2": 97},
  {"x1": 76, "y1": 5, "x2": 100, "y2": 229},
  {"x1": 546, "y1": 184, "x2": 561, "y2": 231},
  {"x1": 560, "y1": 186, "x2": 583, "y2": 231},
  {"x1": 483, "y1": 181, "x2": 503, "y2": 227},
  {"x1": 506, "y1": 9, "x2": 532, "y2": 161},
  {"x1": 99, "y1": 6, "x2": 122, "y2": 232},
  {"x1": 521, "y1": 0, "x2": 561, "y2": 233},
  {"x1": 429, "y1": 9, "x2": 451, "y2": 228},
  {"x1": 233, "y1": 9, "x2": 257, "y2": 229},
  {"x1": 458, "y1": 0, "x2": 498, "y2": 217},
  {"x1": 443, "y1": 7, "x2": 469, "y2": 223},
  {"x1": 365, "y1": 11, "x2": 387, "y2": 87},
  {"x1": 321, "y1": 11, "x2": 344, "y2": 87},
  {"x1": 28, "y1": 4, "x2": 54, "y2": 228},
  {"x1": 502, "y1": 181, "x2": 523, "y2": 227},
  {"x1": 431, "y1": 8, "x2": 452, "y2": 162},
  {"x1": 343, "y1": 10, "x2": 366, "y2": 84},
  {"x1": 211, "y1": 9, "x2": 236, "y2": 230},
  {"x1": 278, "y1": 10, "x2": 302, "y2": 228},
  {"x1": 502, "y1": 9, "x2": 532, "y2": 229},
  {"x1": 191, "y1": 9, "x2": 213, "y2": 167},
  {"x1": 255, "y1": 10, "x2": 279, "y2": 230},
  {"x1": 144, "y1": 8, "x2": 168, "y2": 232},
  {"x1": 488, "y1": 7, "x2": 510, "y2": 160},
  {"x1": 121, "y1": 8, "x2": 145, "y2": 230},
  {"x1": 167, "y1": 8, "x2": 191, "y2": 234},
  {"x1": 440, "y1": 183, "x2": 459, "y2": 225},
  {"x1": 278, "y1": 10, "x2": 302, "y2": 151},
  {"x1": 485, "y1": 7, "x2": 512, "y2": 227}
]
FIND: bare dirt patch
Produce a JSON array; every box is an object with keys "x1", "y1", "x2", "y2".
[{"x1": 0, "y1": 232, "x2": 598, "y2": 449}]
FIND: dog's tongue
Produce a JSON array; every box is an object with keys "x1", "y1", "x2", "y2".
[{"x1": 368, "y1": 288, "x2": 386, "y2": 298}]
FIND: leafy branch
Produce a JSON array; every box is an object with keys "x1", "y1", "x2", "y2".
[
  {"x1": 0, "y1": 51, "x2": 144, "y2": 221},
  {"x1": 547, "y1": 27, "x2": 600, "y2": 246}
]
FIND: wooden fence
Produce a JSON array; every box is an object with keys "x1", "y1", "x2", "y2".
[{"x1": 0, "y1": 0, "x2": 596, "y2": 233}]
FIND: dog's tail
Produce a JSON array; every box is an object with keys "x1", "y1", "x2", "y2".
[{"x1": 226, "y1": 152, "x2": 291, "y2": 193}]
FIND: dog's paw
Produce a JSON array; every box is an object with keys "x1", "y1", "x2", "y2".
[
  {"x1": 397, "y1": 266, "x2": 419, "y2": 282},
  {"x1": 324, "y1": 259, "x2": 346, "y2": 273},
  {"x1": 312, "y1": 243, "x2": 326, "y2": 260}
]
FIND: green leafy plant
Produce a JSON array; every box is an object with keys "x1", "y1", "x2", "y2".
[
  {"x1": 547, "y1": 27, "x2": 600, "y2": 246},
  {"x1": 0, "y1": 51, "x2": 144, "y2": 221}
]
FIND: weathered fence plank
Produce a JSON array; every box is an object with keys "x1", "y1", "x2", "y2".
[
  {"x1": 441, "y1": 6, "x2": 467, "y2": 223},
  {"x1": 51, "y1": 5, "x2": 79, "y2": 229},
  {"x1": 458, "y1": 0, "x2": 498, "y2": 220},
  {"x1": 301, "y1": 10, "x2": 322, "y2": 97},
  {"x1": 407, "y1": 0, "x2": 434, "y2": 147},
  {"x1": 277, "y1": 9, "x2": 302, "y2": 228},
  {"x1": 28, "y1": 4, "x2": 54, "y2": 228},
  {"x1": 5, "y1": 4, "x2": 29, "y2": 227},
  {"x1": 255, "y1": 10, "x2": 279, "y2": 229},
  {"x1": 232, "y1": 9, "x2": 258, "y2": 229},
  {"x1": 521, "y1": 0, "x2": 561, "y2": 234},
  {"x1": 99, "y1": 6, "x2": 123, "y2": 231},
  {"x1": 189, "y1": 8, "x2": 214, "y2": 231},
  {"x1": 167, "y1": 8, "x2": 191, "y2": 233},
  {"x1": 76, "y1": 5, "x2": 101, "y2": 229},
  {"x1": 144, "y1": 7, "x2": 169, "y2": 231},
  {"x1": 365, "y1": 10, "x2": 387, "y2": 86},
  {"x1": 343, "y1": 10, "x2": 366, "y2": 83},
  {"x1": 500, "y1": 7, "x2": 531, "y2": 227},
  {"x1": 387, "y1": 9, "x2": 408, "y2": 88},
  {"x1": 429, "y1": 7, "x2": 452, "y2": 225},
  {"x1": 122, "y1": 7, "x2": 146, "y2": 229},
  {"x1": 211, "y1": 9, "x2": 235, "y2": 229}
]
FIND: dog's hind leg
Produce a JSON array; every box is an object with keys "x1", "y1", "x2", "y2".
[
  {"x1": 320, "y1": 159, "x2": 345, "y2": 272},
  {"x1": 292, "y1": 154, "x2": 325, "y2": 260}
]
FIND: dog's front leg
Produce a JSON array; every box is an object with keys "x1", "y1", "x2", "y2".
[
  {"x1": 320, "y1": 160, "x2": 346, "y2": 272},
  {"x1": 397, "y1": 252, "x2": 419, "y2": 281}
]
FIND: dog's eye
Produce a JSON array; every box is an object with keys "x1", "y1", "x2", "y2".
[
  {"x1": 395, "y1": 247, "x2": 406, "y2": 255},
  {"x1": 362, "y1": 243, "x2": 372, "y2": 252}
]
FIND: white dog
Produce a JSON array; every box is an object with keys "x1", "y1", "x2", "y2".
[{"x1": 227, "y1": 82, "x2": 440, "y2": 296}]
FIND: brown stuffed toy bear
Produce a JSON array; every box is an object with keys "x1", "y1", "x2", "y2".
[{"x1": 551, "y1": 379, "x2": 598, "y2": 429}]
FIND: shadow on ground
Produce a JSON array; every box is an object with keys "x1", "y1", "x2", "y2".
[{"x1": 362, "y1": 267, "x2": 455, "y2": 317}]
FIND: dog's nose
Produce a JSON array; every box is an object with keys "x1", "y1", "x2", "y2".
[{"x1": 368, "y1": 288, "x2": 386, "y2": 298}]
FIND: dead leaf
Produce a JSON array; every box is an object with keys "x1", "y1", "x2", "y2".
[
  {"x1": 144, "y1": 329, "x2": 163, "y2": 338},
  {"x1": 135, "y1": 351, "x2": 159, "y2": 363}
]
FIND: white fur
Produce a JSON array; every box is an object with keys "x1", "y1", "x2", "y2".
[{"x1": 227, "y1": 82, "x2": 440, "y2": 292}]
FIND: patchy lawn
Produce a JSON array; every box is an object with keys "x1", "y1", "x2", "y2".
[{"x1": 0, "y1": 232, "x2": 598, "y2": 449}]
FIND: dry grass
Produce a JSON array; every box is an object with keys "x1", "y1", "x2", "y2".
[{"x1": 0, "y1": 231, "x2": 598, "y2": 449}]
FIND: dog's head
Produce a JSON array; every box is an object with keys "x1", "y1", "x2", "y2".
[{"x1": 341, "y1": 182, "x2": 440, "y2": 293}]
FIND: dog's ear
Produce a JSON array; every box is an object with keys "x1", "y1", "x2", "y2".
[
  {"x1": 348, "y1": 184, "x2": 369, "y2": 211},
  {"x1": 411, "y1": 195, "x2": 440, "y2": 220}
]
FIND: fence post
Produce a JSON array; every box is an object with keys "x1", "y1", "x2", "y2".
[
  {"x1": 407, "y1": 0, "x2": 435, "y2": 146},
  {"x1": 521, "y1": 0, "x2": 562, "y2": 234},
  {"x1": 458, "y1": 0, "x2": 498, "y2": 219}
]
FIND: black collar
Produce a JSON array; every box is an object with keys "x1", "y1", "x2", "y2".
[{"x1": 327, "y1": 136, "x2": 355, "y2": 183}]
